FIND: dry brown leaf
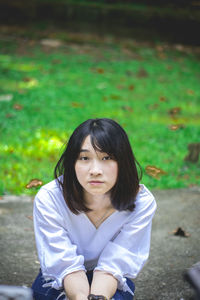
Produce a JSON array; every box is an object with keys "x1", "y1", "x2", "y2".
[
  {"x1": 13, "y1": 103, "x2": 23, "y2": 110},
  {"x1": 26, "y1": 215, "x2": 33, "y2": 221},
  {"x1": 110, "y1": 95, "x2": 121, "y2": 100},
  {"x1": 172, "y1": 227, "x2": 190, "y2": 237},
  {"x1": 168, "y1": 107, "x2": 181, "y2": 117},
  {"x1": 71, "y1": 102, "x2": 84, "y2": 108},
  {"x1": 97, "y1": 68, "x2": 104, "y2": 74},
  {"x1": 169, "y1": 124, "x2": 185, "y2": 131},
  {"x1": 6, "y1": 113, "x2": 14, "y2": 118},
  {"x1": 121, "y1": 106, "x2": 133, "y2": 112},
  {"x1": 102, "y1": 96, "x2": 108, "y2": 102},
  {"x1": 187, "y1": 89, "x2": 195, "y2": 95},
  {"x1": 159, "y1": 96, "x2": 167, "y2": 102},
  {"x1": 128, "y1": 84, "x2": 134, "y2": 91},
  {"x1": 145, "y1": 165, "x2": 167, "y2": 179},
  {"x1": 26, "y1": 179, "x2": 43, "y2": 189},
  {"x1": 23, "y1": 77, "x2": 32, "y2": 82}
]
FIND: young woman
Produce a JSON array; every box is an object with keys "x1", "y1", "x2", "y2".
[{"x1": 32, "y1": 118, "x2": 157, "y2": 300}]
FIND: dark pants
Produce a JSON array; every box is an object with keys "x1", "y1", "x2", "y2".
[{"x1": 32, "y1": 270, "x2": 135, "y2": 300}]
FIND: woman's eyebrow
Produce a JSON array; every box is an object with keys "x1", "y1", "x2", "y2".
[{"x1": 79, "y1": 149, "x2": 90, "y2": 153}]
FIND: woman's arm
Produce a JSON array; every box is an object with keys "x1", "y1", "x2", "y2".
[
  {"x1": 94, "y1": 188, "x2": 157, "y2": 293},
  {"x1": 64, "y1": 270, "x2": 90, "y2": 300},
  {"x1": 90, "y1": 271, "x2": 118, "y2": 299},
  {"x1": 33, "y1": 188, "x2": 86, "y2": 289}
]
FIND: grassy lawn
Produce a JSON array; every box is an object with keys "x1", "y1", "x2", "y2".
[{"x1": 0, "y1": 31, "x2": 200, "y2": 195}]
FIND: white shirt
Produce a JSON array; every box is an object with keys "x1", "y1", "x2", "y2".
[{"x1": 33, "y1": 179, "x2": 157, "y2": 294}]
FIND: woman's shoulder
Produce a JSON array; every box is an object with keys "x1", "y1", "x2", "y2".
[
  {"x1": 134, "y1": 184, "x2": 157, "y2": 213},
  {"x1": 35, "y1": 177, "x2": 64, "y2": 207},
  {"x1": 138, "y1": 184, "x2": 155, "y2": 200}
]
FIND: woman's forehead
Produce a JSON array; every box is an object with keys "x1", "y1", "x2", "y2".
[
  {"x1": 80, "y1": 135, "x2": 92, "y2": 149},
  {"x1": 80, "y1": 135, "x2": 106, "y2": 153}
]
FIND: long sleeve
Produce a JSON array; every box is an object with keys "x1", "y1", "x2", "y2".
[
  {"x1": 33, "y1": 187, "x2": 86, "y2": 290},
  {"x1": 94, "y1": 187, "x2": 157, "y2": 293}
]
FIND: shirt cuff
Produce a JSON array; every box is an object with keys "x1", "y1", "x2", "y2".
[{"x1": 42, "y1": 266, "x2": 86, "y2": 290}]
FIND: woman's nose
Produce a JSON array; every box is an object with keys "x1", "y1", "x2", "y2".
[{"x1": 89, "y1": 160, "x2": 103, "y2": 176}]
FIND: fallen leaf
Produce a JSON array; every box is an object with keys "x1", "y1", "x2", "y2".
[
  {"x1": 0, "y1": 94, "x2": 13, "y2": 102},
  {"x1": 26, "y1": 215, "x2": 33, "y2": 221},
  {"x1": 169, "y1": 124, "x2": 185, "y2": 131},
  {"x1": 121, "y1": 106, "x2": 133, "y2": 112},
  {"x1": 71, "y1": 102, "x2": 84, "y2": 108},
  {"x1": 172, "y1": 227, "x2": 190, "y2": 237},
  {"x1": 97, "y1": 68, "x2": 104, "y2": 74},
  {"x1": 6, "y1": 113, "x2": 14, "y2": 118},
  {"x1": 0, "y1": 196, "x2": 3, "y2": 200},
  {"x1": 23, "y1": 77, "x2": 32, "y2": 82},
  {"x1": 128, "y1": 84, "x2": 134, "y2": 91},
  {"x1": 159, "y1": 96, "x2": 167, "y2": 102},
  {"x1": 145, "y1": 165, "x2": 167, "y2": 179},
  {"x1": 102, "y1": 96, "x2": 108, "y2": 102},
  {"x1": 13, "y1": 103, "x2": 23, "y2": 110},
  {"x1": 9, "y1": 148, "x2": 14, "y2": 153},
  {"x1": 110, "y1": 95, "x2": 121, "y2": 100},
  {"x1": 187, "y1": 89, "x2": 195, "y2": 95},
  {"x1": 137, "y1": 68, "x2": 149, "y2": 78},
  {"x1": 26, "y1": 179, "x2": 43, "y2": 189},
  {"x1": 168, "y1": 107, "x2": 181, "y2": 118}
]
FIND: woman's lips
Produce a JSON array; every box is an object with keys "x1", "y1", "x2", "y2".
[{"x1": 89, "y1": 181, "x2": 104, "y2": 185}]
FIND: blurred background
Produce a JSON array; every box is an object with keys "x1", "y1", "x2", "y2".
[{"x1": 0, "y1": 0, "x2": 200, "y2": 195}]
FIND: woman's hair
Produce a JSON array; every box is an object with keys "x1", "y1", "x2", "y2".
[{"x1": 54, "y1": 118, "x2": 142, "y2": 214}]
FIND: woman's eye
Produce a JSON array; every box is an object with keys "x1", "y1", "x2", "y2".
[
  {"x1": 102, "y1": 156, "x2": 111, "y2": 161},
  {"x1": 79, "y1": 156, "x2": 89, "y2": 161}
]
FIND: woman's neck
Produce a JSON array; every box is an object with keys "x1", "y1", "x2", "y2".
[{"x1": 84, "y1": 192, "x2": 113, "y2": 211}]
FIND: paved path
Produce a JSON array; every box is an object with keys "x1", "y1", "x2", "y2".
[{"x1": 0, "y1": 187, "x2": 200, "y2": 299}]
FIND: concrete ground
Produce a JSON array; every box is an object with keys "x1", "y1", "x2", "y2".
[{"x1": 0, "y1": 187, "x2": 200, "y2": 300}]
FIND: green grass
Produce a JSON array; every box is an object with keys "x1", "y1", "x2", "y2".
[{"x1": 0, "y1": 35, "x2": 200, "y2": 195}]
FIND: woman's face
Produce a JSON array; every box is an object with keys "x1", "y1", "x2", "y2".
[{"x1": 75, "y1": 135, "x2": 118, "y2": 197}]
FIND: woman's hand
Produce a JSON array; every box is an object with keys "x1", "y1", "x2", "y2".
[
  {"x1": 90, "y1": 271, "x2": 118, "y2": 299},
  {"x1": 63, "y1": 270, "x2": 90, "y2": 300}
]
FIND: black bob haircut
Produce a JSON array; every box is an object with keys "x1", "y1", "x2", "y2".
[{"x1": 54, "y1": 118, "x2": 142, "y2": 214}]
